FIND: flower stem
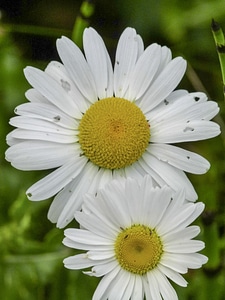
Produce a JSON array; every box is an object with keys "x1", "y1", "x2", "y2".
[
  {"x1": 71, "y1": 0, "x2": 95, "y2": 47},
  {"x1": 211, "y1": 19, "x2": 225, "y2": 97}
]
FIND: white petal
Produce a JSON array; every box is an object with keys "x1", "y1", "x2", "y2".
[
  {"x1": 157, "y1": 46, "x2": 172, "y2": 72},
  {"x1": 164, "y1": 240, "x2": 205, "y2": 253},
  {"x1": 161, "y1": 252, "x2": 208, "y2": 272},
  {"x1": 9, "y1": 116, "x2": 77, "y2": 137},
  {"x1": 146, "y1": 272, "x2": 162, "y2": 300},
  {"x1": 163, "y1": 225, "x2": 200, "y2": 243},
  {"x1": 5, "y1": 140, "x2": 77, "y2": 170},
  {"x1": 45, "y1": 61, "x2": 89, "y2": 114},
  {"x1": 98, "y1": 180, "x2": 133, "y2": 228},
  {"x1": 24, "y1": 67, "x2": 81, "y2": 118},
  {"x1": 127, "y1": 43, "x2": 161, "y2": 100},
  {"x1": 8, "y1": 128, "x2": 77, "y2": 144},
  {"x1": 83, "y1": 27, "x2": 113, "y2": 99},
  {"x1": 158, "y1": 202, "x2": 204, "y2": 235},
  {"x1": 14, "y1": 102, "x2": 78, "y2": 129},
  {"x1": 137, "y1": 157, "x2": 168, "y2": 187},
  {"x1": 85, "y1": 259, "x2": 118, "y2": 277},
  {"x1": 140, "y1": 185, "x2": 172, "y2": 228},
  {"x1": 56, "y1": 36, "x2": 97, "y2": 102},
  {"x1": 142, "y1": 151, "x2": 197, "y2": 201},
  {"x1": 165, "y1": 89, "x2": 189, "y2": 102},
  {"x1": 124, "y1": 161, "x2": 146, "y2": 180},
  {"x1": 107, "y1": 269, "x2": 132, "y2": 300},
  {"x1": 64, "y1": 228, "x2": 112, "y2": 246},
  {"x1": 158, "y1": 264, "x2": 187, "y2": 287},
  {"x1": 26, "y1": 155, "x2": 87, "y2": 200},
  {"x1": 136, "y1": 34, "x2": 144, "y2": 57},
  {"x1": 131, "y1": 275, "x2": 143, "y2": 300},
  {"x1": 147, "y1": 92, "x2": 207, "y2": 123},
  {"x1": 48, "y1": 163, "x2": 99, "y2": 227},
  {"x1": 87, "y1": 167, "x2": 113, "y2": 196},
  {"x1": 148, "y1": 143, "x2": 210, "y2": 174},
  {"x1": 140, "y1": 57, "x2": 187, "y2": 112},
  {"x1": 154, "y1": 269, "x2": 178, "y2": 300},
  {"x1": 93, "y1": 266, "x2": 120, "y2": 300},
  {"x1": 149, "y1": 95, "x2": 219, "y2": 124},
  {"x1": 114, "y1": 28, "x2": 140, "y2": 98},
  {"x1": 75, "y1": 209, "x2": 118, "y2": 240},
  {"x1": 87, "y1": 250, "x2": 114, "y2": 260},
  {"x1": 160, "y1": 253, "x2": 188, "y2": 273},
  {"x1": 123, "y1": 177, "x2": 172, "y2": 227},
  {"x1": 142, "y1": 276, "x2": 153, "y2": 300},
  {"x1": 63, "y1": 253, "x2": 93, "y2": 269},
  {"x1": 123, "y1": 273, "x2": 136, "y2": 300},
  {"x1": 47, "y1": 180, "x2": 74, "y2": 224},
  {"x1": 25, "y1": 88, "x2": 49, "y2": 104},
  {"x1": 125, "y1": 178, "x2": 146, "y2": 223},
  {"x1": 151, "y1": 120, "x2": 220, "y2": 143}
]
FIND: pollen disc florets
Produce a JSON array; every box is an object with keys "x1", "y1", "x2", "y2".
[
  {"x1": 114, "y1": 224, "x2": 163, "y2": 275},
  {"x1": 78, "y1": 97, "x2": 150, "y2": 169}
]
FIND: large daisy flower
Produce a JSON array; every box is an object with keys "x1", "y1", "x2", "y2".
[
  {"x1": 6, "y1": 27, "x2": 220, "y2": 228},
  {"x1": 63, "y1": 176, "x2": 208, "y2": 300}
]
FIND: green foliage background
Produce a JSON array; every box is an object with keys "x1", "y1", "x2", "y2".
[{"x1": 0, "y1": 0, "x2": 225, "y2": 299}]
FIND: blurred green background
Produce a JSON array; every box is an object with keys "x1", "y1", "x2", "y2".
[{"x1": 0, "y1": 0, "x2": 225, "y2": 299}]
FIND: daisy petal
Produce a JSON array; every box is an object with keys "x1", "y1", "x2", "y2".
[
  {"x1": 114, "y1": 28, "x2": 139, "y2": 98},
  {"x1": 149, "y1": 96, "x2": 219, "y2": 123},
  {"x1": 140, "y1": 57, "x2": 187, "y2": 112},
  {"x1": 84, "y1": 259, "x2": 118, "y2": 277},
  {"x1": 64, "y1": 228, "x2": 112, "y2": 246},
  {"x1": 56, "y1": 36, "x2": 97, "y2": 102},
  {"x1": 127, "y1": 43, "x2": 161, "y2": 100},
  {"x1": 26, "y1": 156, "x2": 87, "y2": 200},
  {"x1": 25, "y1": 88, "x2": 49, "y2": 104},
  {"x1": 131, "y1": 275, "x2": 143, "y2": 300},
  {"x1": 158, "y1": 264, "x2": 187, "y2": 287},
  {"x1": 48, "y1": 163, "x2": 99, "y2": 227},
  {"x1": 93, "y1": 266, "x2": 120, "y2": 300},
  {"x1": 107, "y1": 269, "x2": 132, "y2": 300},
  {"x1": 148, "y1": 143, "x2": 210, "y2": 174},
  {"x1": 14, "y1": 102, "x2": 78, "y2": 129},
  {"x1": 24, "y1": 67, "x2": 81, "y2": 118},
  {"x1": 5, "y1": 141, "x2": 78, "y2": 170},
  {"x1": 164, "y1": 240, "x2": 205, "y2": 253},
  {"x1": 63, "y1": 253, "x2": 93, "y2": 269},
  {"x1": 155, "y1": 269, "x2": 178, "y2": 300},
  {"x1": 151, "y1": 120, "x2": 220, "y2": 143},
  {"x1": 9, "y1": 116, "x2": 76, "y2": 136},
  {"x1": 157, "y1": 46, "x2": 172, "y2": 71},
  {"x1": 163, "y1": 225, "x2": 200, "y2": 243},
  {"x1": 45, "y1": 61, "x2": 89, "y2": 114},
  {"x1": 83, "y1": 27, "x2": 113, "y2": 99},
  {"x1": 146, "y1": 272, "x2": 162, "y2": 300},
  {"x1": 142, "y1": 152, "x2": 197, "y2": 201}
]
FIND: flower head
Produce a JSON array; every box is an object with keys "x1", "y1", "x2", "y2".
[
  {"x1": 6, "y1": 27, "x2": 220, "y2": 227},
  {"x1": 63, "y1": 176, "x2": 208, "y2": 300}
]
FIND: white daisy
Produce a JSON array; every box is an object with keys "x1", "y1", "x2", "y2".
[
  {"x1": 63, "y1": 176, "x2": 208, "y2": 300},
  {"x1": 6, "y1": 27, "x2": 220, "y2": 228}
]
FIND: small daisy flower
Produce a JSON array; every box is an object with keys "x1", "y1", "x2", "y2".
[
  {"x1": 63, "y1": 176, "x2": 208, "y2": 300},
  {"x1": 6, "y1": 27, "x2": 220, "y2": 228}
]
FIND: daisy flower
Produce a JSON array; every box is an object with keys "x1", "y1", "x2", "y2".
[
  {"x1": 6, "y1": 27, "x2": 220, "y2": 228},
  {"x1": 63, "y1": 176, "x2": 208, "y2": 300}
]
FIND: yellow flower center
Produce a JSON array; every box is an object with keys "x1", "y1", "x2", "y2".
[
  {"x1": 114, "y1": 225, "x2": 163, "y2": 275},
  {"x1": 78, "y1": 97, "x2": 150, "y2": 169}
]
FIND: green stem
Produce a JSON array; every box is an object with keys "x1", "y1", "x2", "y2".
[
  {"x1": 71, "y1": 0, "x2": 95, "y2": 47},
  {"x1": 211, "y1": 19, "x2": 225, "y2": 96}
]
